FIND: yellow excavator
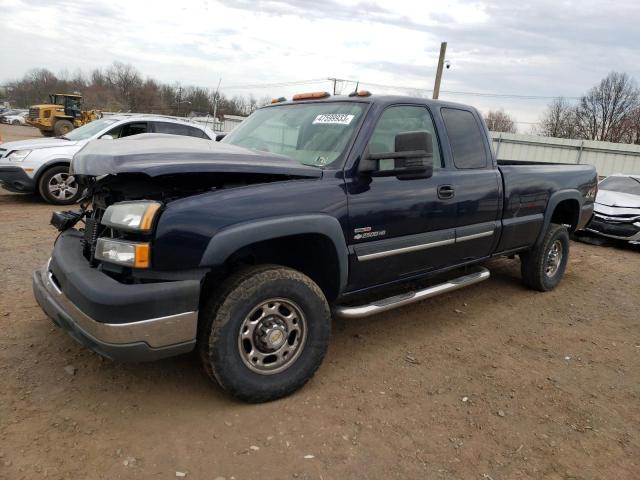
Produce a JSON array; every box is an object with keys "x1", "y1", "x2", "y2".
[{"x1": 27, "y1": 93, "x2": 101, "y2": 137}]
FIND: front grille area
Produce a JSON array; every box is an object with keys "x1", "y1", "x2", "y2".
[
  {"x1": 589, "y1": 219, "x2": 639, "y2": 238},
  {"x1": 28, "y1": 107, "x2": 39, "y2": 120},
  {"x1": 81, "y1": 209, "x2": 105, "y2": 262}
]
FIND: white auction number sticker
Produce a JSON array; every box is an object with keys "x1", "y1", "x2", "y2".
[{"x1": 312, "y1": 114, "x2": 355, "y2": 125}]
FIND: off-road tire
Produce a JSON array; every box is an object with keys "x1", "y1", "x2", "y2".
[
  {"x1": 37, "y1": 165, "x2": 81, "y2": 205},
  {"x1": 520, "y1": 223, "x2": 570, "y2": 291},
  {"x1": 53, "y1": 119, "x2": 73, "y2": 137},
  {"x1": 198, "y1": 265, "x2": 331, "y2": 403}
]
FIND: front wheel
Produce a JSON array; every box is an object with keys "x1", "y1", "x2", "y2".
[
  {"x1": 37, "y1": 165, "x2": 81, "y2": 205},
  {"x1": 198, "y1": 265, "x2": 331, "y2": 403},
  {"x1": 53, "y1": 119, "x2": 73, "y2": 136},
  {"x1": 520, "y1": 223, "x2": 570, "y2": 291}
]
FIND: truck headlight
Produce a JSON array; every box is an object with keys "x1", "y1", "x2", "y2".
[
  {"x1": 7, "y1": 149, "x2": 31, "y2": 162},
  {"x1": 95, "y1": 238, "x2": 150, "y2": 268},
  {"x1": 101, "y1": 201, "x2": 161, "y2": 233}
]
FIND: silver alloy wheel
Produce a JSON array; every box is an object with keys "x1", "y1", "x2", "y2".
[
  {"x1": 545, "y1": 239, "x2": 563, "y2": 277},
  {"x1": 238, "y1": 297, "x2": 307, "y2": 375},
  {"x1": 48, "y1": 173, "x2": 78, "y2": 201}
]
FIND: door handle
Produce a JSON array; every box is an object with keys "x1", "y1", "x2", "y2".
[{"x1": 438, "y1": 185, "x2": 455, "y2": 199}]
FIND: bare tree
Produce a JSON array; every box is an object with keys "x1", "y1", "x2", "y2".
[
  {"x1": 484, "y1": 109, "x2": 517, "y2": 133},
  {"x1": 620, "y1": 106, "x2": 640, "y2": 145},
  {"x1": 575, "y1": 71, "x2": 639, "y2": 142},
  {"x1": 105, "y1": 61, "x2": 143, "y2": 110},
  {"x1": 538, "y1": 97, "x2": 578, "y2": 138},
  {"x1": 5, "y1": 63, "x2": 265, "y2": 118}
]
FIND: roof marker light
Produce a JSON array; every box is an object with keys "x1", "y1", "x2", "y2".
[
  {"x1": 292, "y1": 91, "x2": 331, "y2": 101},
  {"x1": 349, "y1": 90, "x2": 372, "y2": 97}
]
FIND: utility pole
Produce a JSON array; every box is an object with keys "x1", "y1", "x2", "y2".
[
  {"x1": 212, "y1": 78, "x2": 221, "y2": 130},
  {"x1": 176, "y1": 86, "x2": 183, "y2": 116},
  {"x1": 432, "y1": 42, "x2": 447, "y2": 100},
  {"x1": 328, "y1": 78, "x2": 338, "y2": 95}
]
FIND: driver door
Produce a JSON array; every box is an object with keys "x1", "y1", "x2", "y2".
[{"x1": 346, "y1": 104, "x2": 458, "y2": 290}]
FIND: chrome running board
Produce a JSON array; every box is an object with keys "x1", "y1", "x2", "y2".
[{"x1": 334, "y1": 267, "x2": 490, "y2": 319}]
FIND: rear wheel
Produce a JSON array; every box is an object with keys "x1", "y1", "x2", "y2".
[
  {"x1": 198, "y1": 265, "x2": 331, "y2": 403},
  {"x1": 37, "y1": 165, "x2": 81, "y2": 205},
  {"x1": 520, "y1": 223, "x2": 569, "y2": 291},
  {"x1": 53, "y1": 119, "x2": 73, "y2": 137}
]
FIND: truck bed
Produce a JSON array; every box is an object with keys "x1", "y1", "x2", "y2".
[{"x1": 495, "y1": 160, "x2": 597, "y2": 253}]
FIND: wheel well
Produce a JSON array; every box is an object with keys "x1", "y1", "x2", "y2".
[
  {"x1": 35, "y1": 162, "x2": 70, "y2": 185},
  {"x1": 207, "y1": 233, "x2": 342, "y2": 302},
  {"x1": 550, "y1": 199, "x2": 580, "y2": 232}
]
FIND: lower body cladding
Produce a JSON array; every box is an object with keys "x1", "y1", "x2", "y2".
[
  {"x1": 586, "y1": 214, "x2": 640, "y2": 244},
  {"x1": 32, "y1": 230, "x2": 201, "y2": 362},
  {"x1": 0, "y1": 166, "x2": 36, "y2": 193}
]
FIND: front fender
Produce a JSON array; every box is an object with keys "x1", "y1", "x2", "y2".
[
  {"x1": 199, "y1": 214, "x2": 349, "y2": 293},
  {"x1": 25, "y1": 151, "x2": 75, "y2": 179}
]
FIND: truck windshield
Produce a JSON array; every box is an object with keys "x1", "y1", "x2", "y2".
[
  {"x1": 63, "y1": 118, "x2": 118, "y2": 140},
  {"x1": 222, "y1": 102, "x2": 367, "y2": 168}
]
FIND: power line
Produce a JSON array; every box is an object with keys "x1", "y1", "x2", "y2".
[
  {"x1": 222, "y1": 76, "x2": 581, "y2": 102},
  {"x1": 223, "y1": 78, "x2": 327, "y2": 90},
  {"x1": 351, "y1": 79, "x2": 581, "y2": 101}
]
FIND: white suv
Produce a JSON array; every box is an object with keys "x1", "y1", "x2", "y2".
[{"x1": 0, "y1": 115, "x2": 216, "y2": 205}]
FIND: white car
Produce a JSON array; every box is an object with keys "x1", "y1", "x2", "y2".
[
  {"x1": 586, "y1": 174, "x2": 640, "y2": 244},
  {"x1": 2, "y1": 111, "x2": 28, "y2": 125},
  {"x1": 0, "y1": 115, "x2": 217, "y2": 204}
]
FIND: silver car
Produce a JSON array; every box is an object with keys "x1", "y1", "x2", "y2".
[
  {"x1": 0, "y1": 115, "x2": 216, "y2": 205},
  {"x1": 586, "y1": 174, "x2": 640, "y2": 244}
]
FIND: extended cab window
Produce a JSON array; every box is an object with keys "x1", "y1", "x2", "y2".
[
  {"x1": 153, "y1": 122, "x2": 209, "y2": 139},
  {"x1": 442, "y1": 108, "x2": 487, "y2": 169},
  {"x1": 367, "y1": 105, "x2": 442, "y2": 170}
]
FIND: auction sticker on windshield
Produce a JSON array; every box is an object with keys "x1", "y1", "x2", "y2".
[{"x1": 313, "y1": 114, "x2": 355, "y2": 125}]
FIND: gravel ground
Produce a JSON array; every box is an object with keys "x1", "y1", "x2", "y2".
[{"x1": 0, "y1": 123, "x2": 639, "y2": 479}]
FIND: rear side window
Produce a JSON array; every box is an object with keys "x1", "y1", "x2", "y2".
[
  {"x1": 153, "y1": 122, "x2": 209, "y2": 139},
  {"x1": 442, "y1": 108, "x2": 487, "y2": 169}
]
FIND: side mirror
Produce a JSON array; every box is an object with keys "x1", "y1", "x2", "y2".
[
  {"x1": 360, "y1": 131, "x2": 434, "y2": 179},
  {"x1": 215, "y1": 133, "x2": 227, "y2": 141},
  {"x1": 100, "y1": 134, "x2": 114, "y2": 140}
]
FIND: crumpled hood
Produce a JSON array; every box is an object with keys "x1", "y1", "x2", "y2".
[
  {"x1": 596, "y1": 189, "x2": 640, "y2": 209},
  {"x1": 0, "y1": 137, "x2": 79, "y2": 151},
  {"x1": 70, "y1": 134, "x2": 322, "y2": 179}
]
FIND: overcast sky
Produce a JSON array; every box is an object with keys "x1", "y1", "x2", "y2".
[{"x1": 2, "y1": 0, "x2": 639, "y2": 129}]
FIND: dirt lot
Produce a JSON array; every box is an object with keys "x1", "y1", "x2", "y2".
[
  {"x1": 0, "y1": 123, "x2": 639, "y2": 479},
  {"x1": 0, "y1": 123, "x2": 42, "y2": 143}
]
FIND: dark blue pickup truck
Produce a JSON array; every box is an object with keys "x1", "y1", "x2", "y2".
[{"x1": 33, "y1": 93, "x2": 597, "y2": 402}]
